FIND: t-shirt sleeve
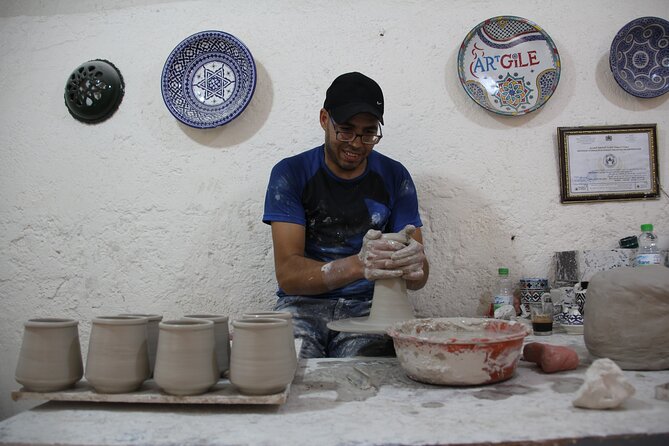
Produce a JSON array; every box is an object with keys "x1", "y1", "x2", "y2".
[
  {"x1": 386, "y1": 166, "x2": 423, "y2": 233},
  {"x1": 262, "y1": 159, "x2": 306, "y2": 226}
]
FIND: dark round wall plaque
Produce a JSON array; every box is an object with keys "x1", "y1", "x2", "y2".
[{"x1": 64, "y1": 59, "x2": 125, "y2": 123}]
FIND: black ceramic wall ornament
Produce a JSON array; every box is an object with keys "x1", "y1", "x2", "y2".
[{"x1": 64, "y1": 59, "x2": 125, "y2": 123}]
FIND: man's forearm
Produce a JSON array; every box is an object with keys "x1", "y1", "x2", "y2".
[{"x1": 275, "y1": 254, "x2": 365, "y2": 295}]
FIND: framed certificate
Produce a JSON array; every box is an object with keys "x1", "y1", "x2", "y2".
[{"x1": 557, "y1": 124, "x2": 660, "y2": 203}]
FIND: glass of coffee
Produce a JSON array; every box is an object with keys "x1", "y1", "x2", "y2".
[{"x1": 530, "y1": 302, "x2": 553, "y2": 336}]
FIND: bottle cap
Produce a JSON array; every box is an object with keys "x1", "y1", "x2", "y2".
[
  {"x1": 498, "y1": 267, "x2": 509, "y2": 276},
  {"x1": 619, "y1": 235, "x2": 638, "y2": 249},
  {"x1": 640, "y1": 224, "x2": 653, "y2": 232}
]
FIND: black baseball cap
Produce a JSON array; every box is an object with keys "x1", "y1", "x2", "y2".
[{"x1": 323, "y1": 72, "x2": 384, "y2": 125}]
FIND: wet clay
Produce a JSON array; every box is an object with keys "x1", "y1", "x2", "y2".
[
  {"x1": 585, "y1": 266, "x2": 669, "y2": 370},
  {"x1": 473, "y1": 384, "x2": 537, "y2": 401}
]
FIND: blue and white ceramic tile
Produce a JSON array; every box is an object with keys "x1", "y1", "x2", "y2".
[
  {"x1": 519, "y1": 278, "x2": 549, "y2": 290},
  {"x1": 610, "y1": 16, "x2": 669, "y2": 98},
  {"x1": 161, "y1": 30, "x2": 257, "y2": 128}
]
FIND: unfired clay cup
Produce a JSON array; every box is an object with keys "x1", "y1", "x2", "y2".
[
  {"x1": 242, "y1": 311, "x2": 292, "y2": 321},
  {"x1": 15, "y1": 318, "x2": 83, "y2": 392},
  {"x1": 118, "y1": 313, "x2": 162, "y2": 376},
  {"x1": 154, "y1": 319, "x2": 218, "y2": 396},
  {"x1": 230, "y1": 318, "x2": 297, "y2": 395},
  {"x1": 182, "y1": 314, "x2": 230, "y2": 376},
  {"x1": 242, "y1": 311, "x2": 296, "y2": 361},
  {"x1": 85, "y1": 316, "x2": 150, "y2": 394}
]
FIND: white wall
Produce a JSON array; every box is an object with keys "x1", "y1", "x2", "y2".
[{"x1": 1, "y1": 0, "x2": 667, "y2": 420}]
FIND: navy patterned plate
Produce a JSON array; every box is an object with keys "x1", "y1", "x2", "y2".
[
  {"x1": 610, "y1": 17, "x2": 669, "y2": 98},
  {"x1": 161, "y1": 30, "x2": 256, "y2": 128},
  {"x1": 457, "y1": 16, "x2": 561, "y2": 116}
]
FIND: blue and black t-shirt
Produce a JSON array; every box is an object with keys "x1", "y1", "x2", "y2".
[{"x1": 263, "y1": 145, "x2": 422, "y2": 299}]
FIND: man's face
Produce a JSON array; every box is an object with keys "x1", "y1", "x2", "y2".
[{"x1": 321, "y1": 111, "x2": 380, "y2": 180}]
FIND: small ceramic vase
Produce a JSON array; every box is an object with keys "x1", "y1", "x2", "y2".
[
  {"x1": 574, "y1": 290, "x2": 587, "y2": 316},
  {"x1": 230, "y1": 318, "x2": 297, "y2": 395},
  {"x1": 85, "y1": 316, "x2": 150, "y2": 393},
  {"x1": 563, "y1": 306, "x2": 584, "y2": 325},
  {"x1": 183, "y1": 314, "x2": 230, "y2": 376},
  {"x1": 15, "y1": 318, "x2": 83, "y2": 392},
  {"x1": 154, "y1": 319, "x2": 218, "y2": 395},
  {"x1": 118, "y1": 313, "x2": 163, "y2": 376},
  {"x1": 242, "y1": 311, "x2": 297, "y2": 360}
]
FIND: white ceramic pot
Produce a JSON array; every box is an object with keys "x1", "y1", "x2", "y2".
[
  {"x1": 182, "y1": 314, "x2": 230, "y2": 376},
  {"x1": 230, "y1": 318, "x2": 297, "y2": 395},
  {"x1": 85, "y1": 316, "x2": 150, "y2": 393},
  {"x1": 15, "y1": 318, "x2": 83, "y2": 392},
  {"x1": 154, "y1": 319, "x2": 218, "y2": 395}
]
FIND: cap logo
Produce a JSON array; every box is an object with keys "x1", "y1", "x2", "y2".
[{"x1": 376, "y1": 101, "x2": 382, "y2": 105}]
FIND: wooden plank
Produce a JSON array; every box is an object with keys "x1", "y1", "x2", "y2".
[{"x1": 11, "y1": 378, "x2": 290, "y2": 405}]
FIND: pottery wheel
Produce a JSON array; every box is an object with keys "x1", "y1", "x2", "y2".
[{"x1": 327, "y1": 232, "x2": 415, "y2": 335}]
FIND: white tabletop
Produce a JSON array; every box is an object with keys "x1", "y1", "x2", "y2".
[{"x1": 1, "y1": 333, "x2": 668, "y2": 446}]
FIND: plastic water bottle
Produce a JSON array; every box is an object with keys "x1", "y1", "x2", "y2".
[
  {"x1": 493, "y1": 268, "x2": 513, "y2": 312},
  {"x1": 636, "y1": 224, "x2": 661, "y2": 266}
]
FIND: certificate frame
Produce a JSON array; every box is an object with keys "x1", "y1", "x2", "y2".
[{"x1": 557, "y1": 124, "x2": 660, "y2": 203}]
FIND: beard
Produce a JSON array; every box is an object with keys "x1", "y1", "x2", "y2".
[{"x1": 324, "y1": 137, "x2": 368, "y2": 174}]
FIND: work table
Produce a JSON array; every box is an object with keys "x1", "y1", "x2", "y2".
[{"x1": 1, "y1": 333, "x2": 668, "y2": 446}]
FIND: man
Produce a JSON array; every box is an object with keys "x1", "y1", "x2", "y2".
[{"x1": 262, "y1": 72, "x2": 429, "y2": 358}]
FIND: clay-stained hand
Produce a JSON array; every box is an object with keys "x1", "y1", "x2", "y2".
[
  {"x1": 389, "y1": 225, "x2": 426, "y2": 281},
  {"x1": 358, "y1": 229, "x2": 405, "y2": 280}
]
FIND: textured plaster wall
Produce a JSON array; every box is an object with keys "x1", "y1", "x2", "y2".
[{"x1": 0, "y1": 0, "x2": 667, "y2": 420}]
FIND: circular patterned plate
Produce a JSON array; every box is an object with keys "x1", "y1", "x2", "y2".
[
  {"x1": 609, "y1": 16, "x2": 669, "y2": 98},
  {"x1": 457, "y1": 16, "x2": 561, "y2": 116},
  {"x1": 161, "y1": 30, "x2": 256, "y2": 128}
]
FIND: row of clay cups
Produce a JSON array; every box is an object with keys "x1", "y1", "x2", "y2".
[
  {"x1": 15, "y1": 311, "x2": 297, "y2": 396},
  {"x1": 151, "y1": 312, "x2": 298, "y2": 396}
]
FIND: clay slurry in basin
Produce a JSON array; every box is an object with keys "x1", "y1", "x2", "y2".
[{"x1": 387, "y1": 318, "x2": 530, "y2": 386}]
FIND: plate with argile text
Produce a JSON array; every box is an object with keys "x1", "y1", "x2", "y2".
[{"x1": 458, "y1": 16, "x2": 561, "y2": 116}]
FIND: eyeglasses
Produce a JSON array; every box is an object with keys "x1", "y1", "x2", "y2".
[{"x1": 329, "y1": 115, "x2": 383, "y2": 145}]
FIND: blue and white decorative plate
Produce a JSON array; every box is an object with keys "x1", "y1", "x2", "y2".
[
  {"x1": 457, "y1": 16, "x2": 561, "y2": 116},
  {"x1": 609, "y1": 17, "x2": 669, "y2": 98},
  {"x1": 161, "y1": 30, "x2": 257, "y2": 128}
]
